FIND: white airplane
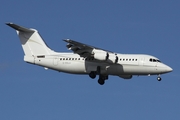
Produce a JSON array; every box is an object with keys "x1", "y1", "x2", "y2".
[{"x1": 6, "y1": 23, "x2": 173, "y2": 85}]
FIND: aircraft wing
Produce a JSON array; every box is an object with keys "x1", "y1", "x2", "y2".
[
  {"x1": 64, "y1": 39, "x2": 113, "y2": 56},
  {"x1": 63, "y1": 39, "x2": 118, "y2": 63},
  {"x1": 63, "y1": 39, "x2": 96, "y2": 57}
]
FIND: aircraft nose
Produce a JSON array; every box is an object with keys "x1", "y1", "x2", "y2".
[{"x1": 166, "y1": 66, "x2": 173, "y2": 73}]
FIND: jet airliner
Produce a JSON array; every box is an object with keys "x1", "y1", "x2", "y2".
[{"x1": 6, "y1": 23, "x2": 173, "y2": 85}]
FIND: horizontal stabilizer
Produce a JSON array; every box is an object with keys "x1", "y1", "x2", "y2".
[{"x1": 6, "y1": 23, "x2": 34, "y2": 33}]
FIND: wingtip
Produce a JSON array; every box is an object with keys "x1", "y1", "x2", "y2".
[
  {"x1": 5, "y1": 22, "x2": 18, "y2": 30},
  {"x1": 6, "y1": 22, "x2": 15, "y2": 28},
  {"x1": 63, "y1": 39, "x2": 71, "y2": 42},
  {"x1": 6, "y1": 22, "x2": 12, "y2": 26}
]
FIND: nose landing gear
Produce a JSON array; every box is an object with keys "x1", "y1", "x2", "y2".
[{"x1": 157, "y1": 75, "x2": 162, "y2": 81}]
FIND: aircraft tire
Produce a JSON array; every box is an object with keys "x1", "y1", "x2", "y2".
[
  {"x1": 89, "y1": 72, "x2": 96, "y2": 79},
  {"x1": 98, "y1": 79, "x2": 105, "y2": 85},
  {"x1": 157, "y1": 77, "x2": 162, "y2": 81}
]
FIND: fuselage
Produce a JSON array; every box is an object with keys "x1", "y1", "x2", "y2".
[{"x1": 29, "y1": 52, "x2": 172, "y2": 77}]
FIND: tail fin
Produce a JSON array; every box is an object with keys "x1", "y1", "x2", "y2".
[{"x1": 6, "y1": 23, "x2": 53, "y2": 56}]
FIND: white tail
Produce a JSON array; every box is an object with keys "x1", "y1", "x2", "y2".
[{"x1": 6, "y1": 23, "x2": 53, "y2": 56}]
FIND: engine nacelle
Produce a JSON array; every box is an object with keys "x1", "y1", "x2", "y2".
[
  {"x1": 107, "y1": 53, "x2": 118, "y2": 63},
  {"x1": 92, "y1": 49, "x2": 118, "y2": 63},
  {"x1": 93, "y1": 49, "x2": 108, "y2": 61}
]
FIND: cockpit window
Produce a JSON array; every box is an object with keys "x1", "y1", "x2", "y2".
[
  {"x1": 153, "y1": 59, "x2": 156, "y2": 62},
  {"x1": 149, "y1": 58, "x2": 153, "y2": 62},
  {"x1": 149, "y1": 58, "x2": 161, "y2": 62},
  {"x1": 157, "y1": 60, "x2": 161, "y2": 62}
]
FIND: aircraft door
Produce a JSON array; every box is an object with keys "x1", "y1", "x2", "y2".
[
  {"x1": 155, "y1": 60, "x2": 158, "y2": 67},
  {"x1": 53, "y1": 58, "x2": 58, "y2": 66},
  {"x1": 139, "y1": 57, "x2": 144, "y2": 66}
]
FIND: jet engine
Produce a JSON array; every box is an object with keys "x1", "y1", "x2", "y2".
[
  {"x1": 92, "y1": 49, "x2": 118, "y2": 63},
  {"x1": 93, "y1": 49, "x2": 108, "y2": 61},
  {"x1": 107, "y1": 53, "x2": 118, "y2": 63}
]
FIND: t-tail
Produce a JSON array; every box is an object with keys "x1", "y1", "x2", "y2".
[{"x1": 6, "y1": 23, "x2": 56, "y2": 64}]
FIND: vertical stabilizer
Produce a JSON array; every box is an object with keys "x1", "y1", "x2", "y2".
[{"x1": 6, "y1": 23, "x2": 53, "y2": 56}]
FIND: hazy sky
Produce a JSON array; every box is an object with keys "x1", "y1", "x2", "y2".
[{"x1": 0, "y1": 1, "x2": 180, "y2": 120}]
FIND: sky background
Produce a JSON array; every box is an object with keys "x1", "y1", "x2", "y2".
[{"x1": 0, "y1": 0, "x2": 180, "y2": 120}]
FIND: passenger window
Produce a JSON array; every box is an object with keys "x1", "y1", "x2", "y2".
[
  {"x1": 69, "y1": 58, "x2": 71, "y2": 60},
  {"x1": 72, "y1": 58, "x2": 74, "y2": 60},
  {"x1": 63, "y1": 58, "x2": 65, "y2": 60},
  {"x1": 75, "y1": 58, "x2": 77, "y2": 60},
  {"x1": 60, "y1": 58, "x2": 62, "y2": 60},
  {"x1": 78, "y1": 58, "x2": 80, "y2": 60}
]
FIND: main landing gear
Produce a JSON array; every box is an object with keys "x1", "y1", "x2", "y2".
[
  {"x1": 98, "y1": 79, "x2": 105, "y2": 85},
  {"x1": 89, "y1": 71, "x2": 96, "y2": 79},
  {"x1": 88, "y1": 66, "x2": 108, "y2": 85},
  {"x1": 98, "y1": 75, "x2": 108, "y2": 85}
]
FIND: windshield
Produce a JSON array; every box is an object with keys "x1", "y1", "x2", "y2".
[{"x1": 149, "y1": 58, "x2": 161, "y2": 63}]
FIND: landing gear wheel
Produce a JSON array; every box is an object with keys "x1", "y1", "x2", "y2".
[
  {"x1": 98, "y1": 79, "x2": 105, "y2": 85},
  {"x1": 157, "y1": 77, "x2": 162, "y2": 81},
  {"x1": 89, "y1": 72, "x2": 96, "y2": 79}
]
